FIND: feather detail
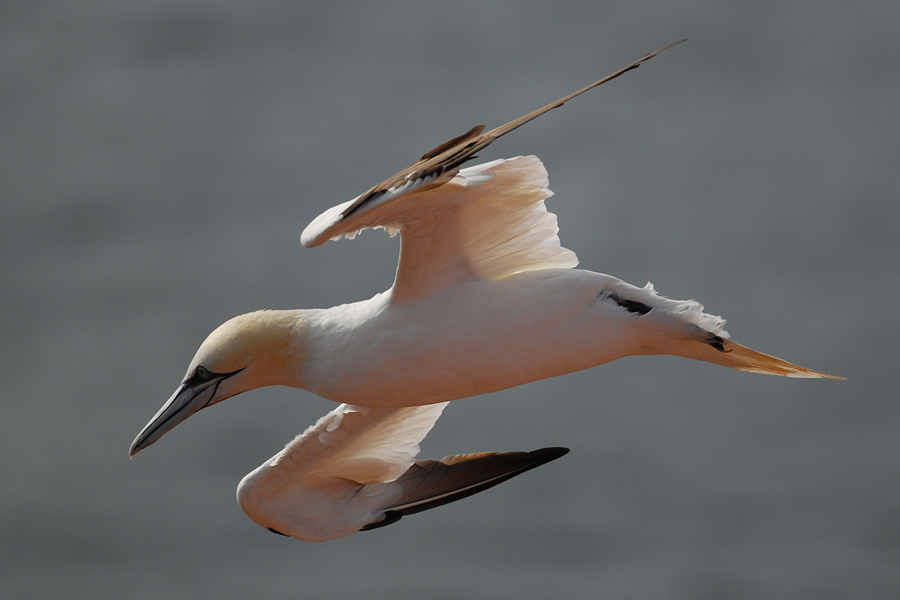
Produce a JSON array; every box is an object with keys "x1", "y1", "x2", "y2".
[
  {"x1": 389, "y1": 156, "x2": 579, "y2": 302},
  {"x1": 368, "y1": 447, "x2": 569, "y2": 523}
]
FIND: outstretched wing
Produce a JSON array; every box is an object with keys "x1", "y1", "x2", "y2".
[
  {"x1": 301, "y1": 41, "x2": 685, "y2": 303},
  {"x1": 236, "y1": 402, "x2": 568, "y2": 542}
]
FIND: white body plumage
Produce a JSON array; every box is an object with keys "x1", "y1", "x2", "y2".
[
  {"x1": 301, "y1": 269, "x2": 709, "y2": 407},
  {"x1": 129, "y1": 45, "x2": 837, "y2": 542}
]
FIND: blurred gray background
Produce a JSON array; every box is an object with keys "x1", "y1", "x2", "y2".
[{"x1": 2, "y1": 1, "x2": 898, "y2": 598}]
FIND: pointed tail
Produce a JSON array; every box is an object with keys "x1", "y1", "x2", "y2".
[{"x1": 665, "y1": 333, "x2": 843, "y2": 379}]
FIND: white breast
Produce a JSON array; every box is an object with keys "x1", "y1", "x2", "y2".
[{"x1": 300, "y1": 269, "x2": 640, "y2": 407}]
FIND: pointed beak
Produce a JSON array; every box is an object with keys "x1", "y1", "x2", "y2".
[{"x1": 129, "y1": 375, "x2": 230, "y2": 458}]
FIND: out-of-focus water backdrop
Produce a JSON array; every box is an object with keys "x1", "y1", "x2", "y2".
[{"x1": 3, "y1": 1, "x2": 898, "y2": 598}]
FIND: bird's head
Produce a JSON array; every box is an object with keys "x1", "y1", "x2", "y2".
[{"x1": 129, "y1": 310, "x2": 304, "y2": 457}]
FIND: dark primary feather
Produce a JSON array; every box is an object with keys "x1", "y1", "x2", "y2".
[
  {"x1": 360, "y1": 447, "x2": 569, "y2": 531},
  {"x1": 341, "y1": 40, "x2": 686, "y2": 220}
]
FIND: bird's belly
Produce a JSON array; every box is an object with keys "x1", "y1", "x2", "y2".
[{"x1": 303, "y1": 270, "x2": 635, "y2": 407}]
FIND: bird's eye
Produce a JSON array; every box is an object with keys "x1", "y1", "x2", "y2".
[{"x1": 195, "y1": 366, "x2": 211, "y2": 381}]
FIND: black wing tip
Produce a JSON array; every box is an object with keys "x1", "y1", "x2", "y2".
[
  {"x1": 401, "y1": 446, "x2": 571, "y2": 516},
  {"x1": 360, "y1": 510, "x2": 403, "y2": 532},
  {"x1": 358, "y1": 446, "x2": 571, "y2": 534},
  {"x1": 335, "y1": 40, "x2": 688, "y2": 229},
  {"x1": 530, "y1": 446, "x2": 570, "y2": 462}
]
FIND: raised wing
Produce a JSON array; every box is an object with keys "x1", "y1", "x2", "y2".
[
  {"x1": 303, "y1": 155, "x2": 578, "y2": 302},
  {"x1": 236, "y1": 402, "x2": 568, "y2": 542},
  {"x1": 382, "y1": 156, "x2": 579, "y2": 300},
  {"x1": 301, "y1": 41, "x2": 685, "y2": 302},
  {"x1": 390, "y1": 156, "x2": 579, "y2": 299},
  {"x1": 303, "y1": 40, "x2": 684, "y2": 235}
]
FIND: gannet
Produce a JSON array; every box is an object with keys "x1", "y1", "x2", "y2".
[{"x1": 129, "y1": 41, "x2": 840, "y2": 542}]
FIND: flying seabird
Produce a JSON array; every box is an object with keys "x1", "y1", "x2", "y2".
[{"x1": 129, "y1": 41, "x2": 840, "y2": 542}]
